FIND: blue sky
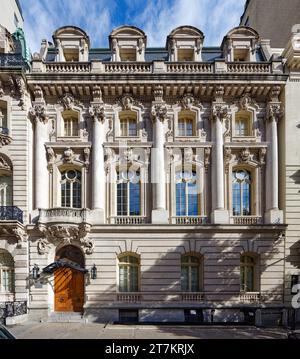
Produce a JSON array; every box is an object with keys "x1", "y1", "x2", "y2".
[{"x1": 19, "y1": 0, "x2": 246, "y2": 52}]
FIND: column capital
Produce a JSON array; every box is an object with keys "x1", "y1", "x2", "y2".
[
  {"x1": 89, "y1": 104, "x2": 105, "y2": 123},
  {"x1": 29, "y1": 104, "x2": 48, "y2": 124},
  {"x1": 211, "y1": 102, "x2": 229, "y2": 122},
  {"x1": 151, "y1": 103, "x2": 167, "y2": 122},
  {"x1": 267, "y1": 102, "x2": 283, "y2": 122}
]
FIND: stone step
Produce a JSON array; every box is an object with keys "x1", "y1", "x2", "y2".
[{"x1": 46, "y1": 312, "x2": 87, "y2": 323}]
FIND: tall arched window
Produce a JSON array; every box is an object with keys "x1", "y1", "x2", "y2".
[
  {"x1": 61, "y1": 169, "x2": 81, "y2": 208},
  {"x1": 176, "y1": 170, "x2": 199, "y2": 216},
  {"x1": 0, "y1": 250, "x2": 14, "y2": 293},
  {"x1": 240, "y1": 254, "x2": 258, "y2": 292},
  {"x1": 232, "y1": 169, "x2": 251, "y2": 216},
  {"x1": 117, "y1": 169, "x2": 140, "y2": 216},
  {"x1": 62, "y1": 110, "x2": 79, "y2": 137},
  {"x1": 181, "y1": 254, "x2": 202, "y2": 292},
  {"x1": 118, "y1": 254, "x2": 140, "y2": 292}
]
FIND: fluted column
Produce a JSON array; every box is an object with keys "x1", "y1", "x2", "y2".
[
  {"x1": 89, "y1": 104, "x2": 105, "y2": 223},
  {"x1": 29, "y1": 104, "x2": 49, "y2": 210},
  {"x1": 151, "y1": 86, "x2": 169, "y2": 223},
  {"x1": 265, "y1": 99, "x2": 283, "y2": 223}
]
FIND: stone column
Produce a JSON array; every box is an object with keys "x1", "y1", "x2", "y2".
[
  {"x1": 211, "y1": 88, "x2": 229, "y2": 224},
  {"x1": 151, "y1": 87, "x2": 169, "y2": 223},
  {"x1": 29, "y1": 104, "x2": 49, "y2": 210},
  {"x1": 265, "y1": 100, "x2": 283, "y2": 223},
  {"x1": 89, "y1": 104, "x2": 105, "y2": 223}
]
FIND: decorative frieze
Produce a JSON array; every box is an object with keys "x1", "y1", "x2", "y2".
[{"x1": 0, "y1": 225, "x2": 27, "y2": 245}]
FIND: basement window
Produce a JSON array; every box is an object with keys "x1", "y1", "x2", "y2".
[{"x1": 119, "y1": 309, "x2": 139, "y2": 323}]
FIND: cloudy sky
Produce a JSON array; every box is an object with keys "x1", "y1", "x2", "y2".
[{"x1": 19, "y1": 0, "x2": 246, "y2": 52}]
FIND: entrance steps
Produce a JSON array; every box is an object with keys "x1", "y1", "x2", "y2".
[{"x1": 46, "y1": 312, "x2": 87, "y2": 323}]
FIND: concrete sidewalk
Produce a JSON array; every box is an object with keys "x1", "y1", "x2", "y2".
[{"x1": 8, "y1": 322, "x2": 290, "y2": 339}]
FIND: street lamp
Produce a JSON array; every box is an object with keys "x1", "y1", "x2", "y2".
[
  {"x1": 32, "y1": 264, "x2": 40, "y2": 280},
  {"x1": 91, "y1": 264, "x2": 97, "y2": 280}
]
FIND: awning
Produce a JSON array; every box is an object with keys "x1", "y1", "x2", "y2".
[{"x1": 42, "y1": 258, "x2": 88, "y2": 274}]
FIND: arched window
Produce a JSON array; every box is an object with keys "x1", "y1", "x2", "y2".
[
  {"x1": 118, "y1": 254, "x2": 140, "y2": 292},
  {"x1": 62, "y1": 110, "x2": 79, "y2": 137},
  {"x1": 0, "y1": 250, "x2": 14, "y2": 293},
  {"x1": 235, "y1": 112, "x2": 251, "y2": 137},
  {"x1": 178, "y1": 111, "x2": 196, "y2": 137},
  {"x1": 176, "y1": 170, "x2": 199, "y2": 216},
  {"x1": 117, "y1": 169, "x2": 140, "y2": 216},
  {"x1": 240, "y1": 254, "x2": 258, "y2": 292},
  {"x1": 60, "y1": 169, "x2": 81, "y2": 208},
  {"x1": 119, "y1": 112, "x2": 137, "y2": 137},
  {"x1": 232, "y1": 169, "x2": 251, "y2": 216},
  {"x1": 181, "y1": 254, "x2": 201, "y2": 292}
]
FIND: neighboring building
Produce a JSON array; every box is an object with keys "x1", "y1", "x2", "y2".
[
  {"x1": 240, "y1": 0, "x2": 300, "y2": 48},
  {"x1": 0, "y1": 22, "x2": 299, "y2": 326},
  {"x1": 0, "y1": 0, "x2": 24, "y2": 34}
]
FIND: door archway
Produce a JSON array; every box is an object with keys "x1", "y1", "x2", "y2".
[{"x1": 54, "y1": 245, "x2": 85, "y2": 312}]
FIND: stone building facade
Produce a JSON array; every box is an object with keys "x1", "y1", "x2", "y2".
[{"x1": 0, "y1": 22, "x2": 299, "y2": 325}]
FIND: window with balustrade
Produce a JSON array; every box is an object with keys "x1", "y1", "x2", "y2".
[
  {"x1": 118, "y1": 254, "x2": 140, "y2": 292},
  {"x1": 178, "y1": 112, "x2": 196, "y2": 137},
  {"x1": 234, "y1": 111, "x2": 252, "y2": 137},
  {"x1": 181, "y1": 254, "x2": 202, "y2": 292},
  {"x1": 60, "y1": 169, "x2": 81, "y2": 208},
  {"x1": 117, "y1": 169, "x2": 140, "y2": 216},
  {"x1": 119, "y1": 113, "x2": 138, "y2": 137},
  {"x1": 62, "y1": 110, "x2": 79, "y2": 137},
  {"x1": 176, "y1": 170, "x2": 200, "y2": 216},
  {"x1": 0, "y1": 250, "x2": 14, "y2": 293},
  {"x1": 240, "y1": 253, "x2": 259, "y2": 292},
  {"x1": 232, "y1": 169, "x2": 252, "y2": 216}
]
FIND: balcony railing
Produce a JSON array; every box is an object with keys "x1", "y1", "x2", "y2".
[
  {"x1": 104, "y1": 62, "x2": 152, "y2": 73},
  {"x1": 232, "y1": 216, "x2": 262, "y2": 225},
  {"x1": 116, "y1": 293, "x2": 142, "y2": 303},
  {"x1": 0, "y1": 206, "x2": 23, "y2": 223},
  {"x1": 239, "y1": 292, "x2": 261, "y2": 304},
  {"x1": 0, "y1": 53, "x2": 27, "y2": 68},
  {"x1": 166, "y1": 62, "x2": 213, "y2": 73},
  {"x1": 181, "y1": 292, "x2": 204, "y2": 302},
  {"x1": 110, "y1": 216, "x2": 147, "y2": 225},
  {"x1": 227, "y1": 62, "x2": 271, "y2": 74},
  {"x1": 45, "y1": 62, "x2": 91, "y2": 73},
  {"x1": 39, "y1": 208, "x2": 88, "y2": 224},
  {"x1": 171, "y1": 216, "x2": 208, "y2": 225}
]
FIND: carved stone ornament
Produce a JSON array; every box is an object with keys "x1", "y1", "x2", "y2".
[
  {"x1": 63, "y1": 148, "x2": 75, "y2": 163},
  {"x1": 259, "y1": 148, "x2": 267, "y2": 166},
  {"x1": 121, "y1": 94, "x2": 134, "y2": 110},
  {"x1": 269, "y1": 86, "x2": 281, "y2": 102},
  {"x1": 29, "y1": 104, "x2": 48, "y2": 124},
  {"x1": 214, "y1": 85, "x2": 225, "y2": 101},
  {"x1": 184, "y1": 148, "x2": 194, "y2": 162},
  {"x1": 33, "y1": 85, "x2": 44, "y2": 101},
  {"x1": 211, "y1": 103, "x2": 229, "y2": 121},
  {"x1": 204, "y1": 148, "x2": 211, "y2": 172},
  {"x1": 92, "y1": 85, "x2": 103, "y2": 103},
  {"x1": 0, "y1": 225, "x2": 27, "y2": 244},
  {"x1": 151, "y1": 103, "x2": 168, "y2": 122},
  {"x1": 46, "y1": 147, "x2": 56, "y2": 164},
  {"x1": 153, "y1": 85, "x2": 164, "y2": 102},
  {"x1": 59, "y1": 93, "x2": 76, "y2": 110},
  {"x1": 239, "y1": 93, "x2": 254, "y2": 110},
  {"x1": 106, "y1": 119, "x2": 113, "y2": 141},
  {"x1": 180, "y1": 94, "x2": 195, "y2": 109},
  {"x1": 0, "y1": 80, "x2": 4, "y2": 97},
  {"x1": 224, "y1": 147, "x2": 232, "y2": 174},
  {"x1": 83, "y1": 147, "x2": 90, "y2": 169},
  {"x1": 15, "y1": 76, "x2": 25, "y2": 109},
  {"x1": 240, "y1": 148, "x2": 251, "y2": 162},
  {"x1": 37, "y1": 223, "x2": 94, "y2": 255},
  {"x1": 89, "y1": 104, "x2": 105, "y2": 122},
  {"x1": 267, "y1": 102, "x2": 283, "y2": 122},
  {"x1": 0, "y1": 155, "x2": 11, "y2": 171}
]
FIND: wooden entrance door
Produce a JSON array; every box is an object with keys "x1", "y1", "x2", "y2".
[{"x1": 54, "y1": 246, "x2": 85, "y2": 312}]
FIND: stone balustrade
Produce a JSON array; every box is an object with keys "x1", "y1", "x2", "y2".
[
  {"x1": 227, "y1": 62, "x2": 271, "y2": 73},
  {"x1": 239, "y1": 292, "x2": 261, "y2": 304},
  {"x1": 116, "y1": 293, "x2": 142, "y2": 303},
  {"x1": 181, "y1": 292, "x2": 204, "y2": 302},
  {"x1": 172, "y1": 216, "x2": 208, "y2": 225},
  {"x1": 104, "y1": 62, "x2": 152, "y2": 73},
  {"x1": 45, "y1": 62, "x2": 91, "y2": 73},
  {"x1": 39, "y1": 208, "x2": 88, "y2": 224},
  {"x1": 110, "y1": 216, "x2": 147, "y2": 225},
  {"x1": 232, "y1": 216, "x2": 262, "y2": 225},
  {"x1": 166, "y1": 62, "x2": 213, "y2": 73}
]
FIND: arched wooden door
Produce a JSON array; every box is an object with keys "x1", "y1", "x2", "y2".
[{"x1": 54, "y1": 246, "x2": 84, "y2": 312}]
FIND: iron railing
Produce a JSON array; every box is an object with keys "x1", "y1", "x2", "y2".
[
  {"x1": 0, "y1": 53, "x2": 27, "y2": 68},
  {"x1": 0, "y1": 206, "x2": 23, "y2": 223},
  {"x1": 0, "y1": 127, "x2": 9, "y2": 135},
  {"x1": 0, "y1": 301, "x2": 27, "y2": 325}
]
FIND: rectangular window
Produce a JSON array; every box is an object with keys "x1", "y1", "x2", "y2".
[
  {"x1": 120, "y1": 118, "x2": 137, "y2": 137},
  {"x1": 64, "y1": 118, "x2": 78, "y2": 137},
  {"x1": 119, "y1": 310, "x2": 138, "y2": 323},
  {"x1": 0, "y1": 269, "x2": 14, "y2": 292},
  {"x1": 178, "y1": 118, "x2": 194, "y2": 136},
  {"x1": 236, "y1": 118, "x2": 249, "y2": 136}
]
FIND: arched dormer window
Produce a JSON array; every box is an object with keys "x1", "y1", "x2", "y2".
[
  {"x1": 178, "y1": 111, "x2": 196, "y2": 137},
  {"x1": 118, "y1": 253, "x2": 140, "y2": 292},
  {"x1": 181, "y1": 254, "x2": 203, "y2": 292},
  {"x1": 62, "y1": 110, "x2": 79, "y2": 137},
  {"x1": 240, "y1": 253, "x2": 259, "y2": 292},
  {"x1": 176, "y1": 170, "x2": 199, "y2": 216},
  {"x1": 234, "y1": 111, "x2": 252, "y2": 137},
  {"x1": 232, "y1": 169, "x2": 251, "y2": 216},
  {"x1": 60, "y1": 169, "x2": 81, "y2": 208},
  {"x1": 119, "y1": 111, "x2": 137, "y2": 137},
  {"x1": 117, "y1": 168, "x2": 140, "y2": 216},
  {"x1": 0, "y1": 250, "x2": 14, "y2": 293}
]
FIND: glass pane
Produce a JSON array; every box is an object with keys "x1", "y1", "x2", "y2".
[
  {"x1": 232, "y1": 182, "x2": 241, "y2": 216},
  {"x1": 186, "y1": 119, "x2": 194, "y2": 136},
  {"x1": 130, "y1": 266, "x2": 138, "y2": 292},
  {"x1": 176, "y1": 182, "x2": 186, "y2": 216},
  {"x1": 246, "y1": 266, "x2": 254, "y2": 292},
  {"x1": 129, "y1": 182, "x2": 140, "y2": 215},
  {"x1": 73, "y1": 181, "x2": 81, "y2": 208},
  {"x1": 242, "y1": 182, "x2": 251, "y2": 215},
  {"x1": 191, "y1": 266, "x2": 199, "y2": 292},
  {"x1": 181, "y1": 266, "x2": 189, "y2": 291},
  {"x1": 119, "y1": 265, "x2": 128, "y2": 292},
  {"x1": 240, "y1": 266, "x2": 245, "y2": 291},
  {"x1": 128, "y1": 120, "x2": 137, "y2": 136},
  {"x1": 72, "y1": 119, "x2": 78, "y2": 136},
  {"x1": 120, "y1": 120, "x2": 127, "y2": 136},
  {"x1": 188, "y1": 182, "x2": 198, "y2": 216},
  {"x1": 178, "y1": 120, "x2": 185, "y2": 136},
  {"x1": 117, "y1": 182, "x2": 127, "y2": 215}
]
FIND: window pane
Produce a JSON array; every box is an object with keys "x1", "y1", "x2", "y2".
[
  {"x1": 130, "y1": 266, "x2": 138, "y2": 292},
  {"x1": 72, "y1": 119, "x2": 78, "y2": 136},
  {"x1": 73, "y1": 181, "x2": 81, "y2": 208},
  {"x1": 129, "y1": 182, "x2": 140, "y2": 215},
  {"x1": 187, "y1": 182, "x2": 198, "y2": 216},
  {"x1": 191, "y1": 266, "x2": 199, "y2": 292},
  {"x1": 232, "y1": 182, "x2": 241, "y2": 216},
  {"x1": 117, "y1": 182, "x2": 127, "y2": 215},
  {"x1": 120, "y1": 120, "x2": 127, "y2": 136},
  {"x1": 119, "y1": 265, "x2": 128, "y2": 292},
  {"x1": 240, "y1": 266, "x2": 245, "y2": 291},
  {"x1": 186, "y1": 119, "x2": 194, "y2": 136},
  {"x1": 178, "y1": 120, "x2": 185, "y2": 136},
  {"x1": 176, "y1": 182, "x2": 186, "y2": 216},
  {"x1": 128, "y1": 120, "x2": 137, "y2": 136},
  {"x1": 181, "y1": 266, "x2": 189, "y2": 291},
  {"x1": 246, "y1": 266, "x2": 254, "y2": 292},
  {"x1": 242, "y1": 182, "x2": 251, "y2": 215}
]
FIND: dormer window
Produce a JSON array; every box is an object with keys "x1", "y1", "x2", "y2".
[
  {"x1": 120, "y1": 48, "x2": 136, "y2": 61},
  {"x1": 63, "y1": 47, "x2": 79, "y2": 62},
  {"x1": 178, "y1": 49, "x2": 194, "y2": 61},
  {"x1": 234, "y1": 48, "x2": 250, "y2": 62}
]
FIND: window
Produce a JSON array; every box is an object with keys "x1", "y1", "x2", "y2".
[
  {"x1": 235, "y1": 113, "x2": 251, "y2": 136},
  {"x1": 178, "y1": 112, "x2": 196, "y2": 136},
  {"x1": 63, "y1": 111, "x2": 79, "y2": 137},
  {"x1": 61, "y1": 170, "x2": 81, "y2": 208},
  {"x1": 178, "y1": 49, "x2": 194, "y2": 61},
  {"x1": 118, "y1": 254, "x2": 139, "y2": 292},
  {"x1": 0, "y1": 251, "x2": 14, "y2": 293},
  {"x1": 0, "y1": 174, "x2": 12, "y2": 206},
  {"x1": 120, "y1": 116, "x2": 137, "y2": 137},
  {"x1": 181, "y1": 255, "x2": 201, "y2": 292},
  {"x1": 232, "y1": 170, "x2": 251, "y2": 216},
  {"x1": 14, "y1": 13, "x2": 19, "y2": 28},
  {"x1": 119, "y1": 48, "x2": 136, "y2": 61},
  {"x1": 117, "y1": 169, "x2": 140, "y2": 216},
  {"x1": 0, "y1": 105, "x2": 8, "y2": 135},
  {"x1": 233, "y1": 49, "x2": 250, "y2": 62},
  {"x1": 119, "y1": 309, "x2": 139, "y2": 323},
  {"x1": 240, "y1": 254, "x2": 258, "y2": 292},
  {"x1": 176, "y1": 170, "x2": 199, "y2": 216},
  {"x1": 63, "y1": 48, "x2": 79, "y2": 62}
]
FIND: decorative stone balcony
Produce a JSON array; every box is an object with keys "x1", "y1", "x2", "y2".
[
  {"x1": 116, "y1": 293, "x2": 142, "y2": 303},
  {"x1": 45, "y1": 62, "x2": 91, "y2": 73},
  {"x1": 38, "y1": 208, "x2": 88, "y2": 225},
  {"x1": 239, "y1": 292, "x2": 261, "y2": 304},
  {"x1": 227, "y1": 62, "x2": 271, "y2": 74},
  {"x1": 0, "y1": 206, "x2": 26, "y2": 244},
  {"x1": 104, "y1": 62, "x2": 152, "y2": 73},
  {"x1": 110, "y1": 216, "x2": 147, "y2": 225},
  {"x1": 166, "y1": 62, "x2": 213, "y2": 73},
  {"x1": 231, "y1": 216, "x2": 262, "y2": 225},
  {"x1": 181, "y1": 292, "x2": 204, "y2": 302},
  {"x1": 0, "y1": 127, "x2": 12, "y2": 147},
  {"x1": 0, "y1": 206, "x2": 23, "y2": 223},
  {"x1": 171, "y1": 216, "x2": 208, "y2": 225}
]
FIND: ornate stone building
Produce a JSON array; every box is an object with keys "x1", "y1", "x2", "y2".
[{"x1": 0, "y1": 22, "x2": 299, "y2": 325}]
